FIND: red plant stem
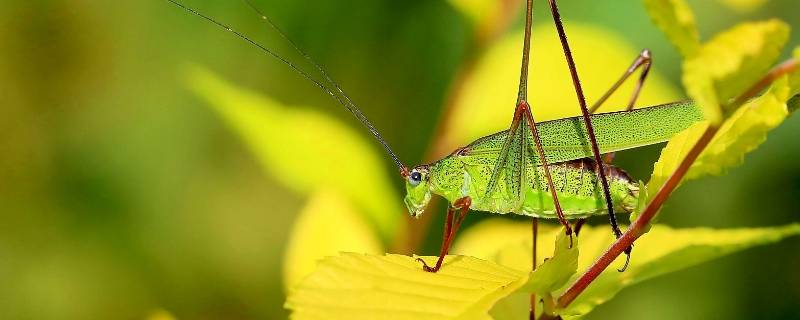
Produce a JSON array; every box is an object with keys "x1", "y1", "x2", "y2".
[
  {"x1": 556, "y1": 57, "x2": 798, "y2": 310},
  {"x1": 733, "y1": 59, "x2": 797, "y2": 107},
  {"x1": 556, "y1": 125, "x2": 717, "y2": 308}
]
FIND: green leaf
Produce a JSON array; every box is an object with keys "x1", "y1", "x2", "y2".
[
  {"x1": 442, "y1": 25, "x2": 679, "y2": 152},
  {"x1": 522, "y1": 230, "x2": 578, "y2": 295},
  {"x1": 283, "y1": 190, "x2": 383, "y2": 291},
  {"x1": 185, "y1": 67, "x2": 404, "y2": 242},
  {"x1": 559, "y1": 224, "x2": 800, "y2": 318},
  {"x1": 648, "y1": 77, "x2": 792, "y2": 191},
  {"x1": 643, "y1": 0, "x2": 701, "y2": 57},
  {"x1": 682, "y1": 19, "x2": 789, "y2": 124},
  {"x1": 454, "y1": 219, "x2": 800, "y2": 318},
  {"x1": 285, "y1": 253, "x2": 528, "y2": 320},
  {"x1": 488, "y1": 292, "x2": 530, "y2": 320}
]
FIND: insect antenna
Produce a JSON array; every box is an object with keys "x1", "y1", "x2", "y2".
[{"x1": 165, "y1": 0, "x2": 408, "y2": 174}]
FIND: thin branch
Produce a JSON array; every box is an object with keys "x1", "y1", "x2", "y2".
[
  {"x1": 556, "y1": 125, "x2": 717, "y2": 308},
  {"x1": 555, "y1": 57, "x2": 799, "y2": 310}
]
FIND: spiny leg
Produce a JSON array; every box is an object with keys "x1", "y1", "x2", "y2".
[
  {"x1": 589, "y1": 49, "x2": 653, "y2": 114},
  {"x1": 417, "y1": 196, "x2": 472, "y2": 272},
  {"x1": 546, "y1": 0, "x2": 631, "y2": 268},
  {"x1": 502, "y1": 0, "x2": 573, "y2": 245},
  {"x1": 519, "y1": 102, "x2": 573, "y2": 243}
]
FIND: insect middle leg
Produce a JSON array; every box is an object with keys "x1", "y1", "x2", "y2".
[
  {"x1": 592, "y1": 49, "x2": 653, "y2": 164},
  {"x1": 417, "y1": 196, "x2": 472, "y2": 272},
  {"x1": 589, "y1": 49, "x2": 653, "y2": 114}
]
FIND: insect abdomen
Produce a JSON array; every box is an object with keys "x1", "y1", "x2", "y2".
[
  {"x1": 518, "y1": 158, "x2": 637, "y2": 218},
  {"x1": 430, "y1": 156, "x2": 638, "y2": 218}
]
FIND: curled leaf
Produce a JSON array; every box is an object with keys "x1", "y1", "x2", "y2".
[
  {"x1": 682, "y1": 19, "x2": 789, "y2": 124},
  {"x1": 648, "y1": 77, "x2": 793, "y2": 191}
]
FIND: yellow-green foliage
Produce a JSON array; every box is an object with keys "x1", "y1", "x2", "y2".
[
  {"x1": 648, "y1": 77, "x2": 793, "y2": 191},
  {"x1": 683, "y1": 20, "x2": 789, "y2": 123},
  {"x1": 186, "y1": 67, "x2": 404, "y2": 243},
  {"x1": 187, "y1": 0, "x2": 800, "y2": 318},
  {"x1": 522, "y1": 231, "x2": 578, "y2": 296},
  {"x1": 285, "y1": 253, "x2": 528, "y2": 320},
  {"x1": 283, "y1": 190, "x2": 383, "y2": 291},
  {"x1": 285, "y1": 221, "x2": 800, "y2": 319},
  {"x1": 643, "y1": 0, "x2": 700, "y2": 57}
]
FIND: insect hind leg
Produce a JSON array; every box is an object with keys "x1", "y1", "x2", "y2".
[{"x1": 546, "y1": 0, "x2": 630, "y2": 266}]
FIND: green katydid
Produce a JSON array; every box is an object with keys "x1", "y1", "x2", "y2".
[{"x1": 167, "y1": 0, "x2": 705, "y2": 273}]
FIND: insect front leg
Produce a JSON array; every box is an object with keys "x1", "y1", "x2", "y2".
[{"x1": 416, "y1": 196, "x2": 472, "y2": 273}]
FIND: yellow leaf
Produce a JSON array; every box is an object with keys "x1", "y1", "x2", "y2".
[
  {"x1": 643, "y1": 0, "x2": 701, "y2": 57},
  {"x1": 682, "y1": 20, "x2": 789, "y2": 124},
  {"x1": 648, "y1": 77, "x2": 791, "y2": 191},
  {"x1": 283, "y1": 190, "x2": 383, "y2": 291},
  {"x1": 185, "y1": 67, "x2": 404, "y2": 242},
  {"x1": 456, "y1": 219, "x2": 800, "y2": 318},
  {"x1": 285, "y1": 253, "x2": 528, "y2": 320},
  {"x1": 646, "y1": 120, "x2": 709, "y2": 191},
  {"x1": 441, "y1": 24, "x2": 679, "y2": 153}
]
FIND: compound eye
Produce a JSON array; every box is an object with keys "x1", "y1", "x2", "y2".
[{"x1": 409, "y1": 171, "x2": 422, "y2": 186}]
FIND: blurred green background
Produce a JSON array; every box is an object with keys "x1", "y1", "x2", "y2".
[{"x1": 1, "y1": 0, "x2": 799, "y2": 319}]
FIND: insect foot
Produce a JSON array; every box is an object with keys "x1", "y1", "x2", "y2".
[
  {"x1": 416, "y1": 257, "x2": 439, "y2": 273},
  {"x1": 618, "y1": 246, "x2": 633, "y2": 272}
]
